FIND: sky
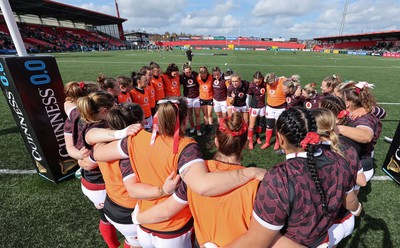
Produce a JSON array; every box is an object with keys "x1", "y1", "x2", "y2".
[{"x1": 56, "y1": 0, "x2": 400, "y2": 39}]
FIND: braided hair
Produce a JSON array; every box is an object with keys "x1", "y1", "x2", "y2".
[{"x1": 277, "y1": 107, "x2": 328, "y2": 213}]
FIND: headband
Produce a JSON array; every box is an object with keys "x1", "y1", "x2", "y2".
[
  {"x1": 218, "y1": 118, "x2": 248, "y2": 137},
  {"x1": 299, "y1": 132, "x2": 320, "y2": 149},
  {"x1": 79, "y1": 81, "x2": 85, "y2": 90},
  {"x1": 337, "y1": 110, "x2": 350, "y2": 119},
  {"x1": 355, "y1": 81, "x2": 374, "y2": 94}
]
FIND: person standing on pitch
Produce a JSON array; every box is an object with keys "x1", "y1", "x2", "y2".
[{"x1": 186, "y1": 47, "x2": 193, "y2": 66}]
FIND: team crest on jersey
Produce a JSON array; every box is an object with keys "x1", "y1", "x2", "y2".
[
  {"x1": 151, "y1": 89, "x2": 155, "y2": 94},
  {"x1": 127, "y1": 98, "x2": 132, "y2": 103},
  {"x1": 144, "y1": 97, "x2": 149, "y2": 103},
  {"x1": 188, "y1": 79, "x2": 194, "y2": 85},
  {"x1": 286, "y1": 97, "x2": 291, "y2": 103},
  {"x1": 238, "y1": 92, "x2": 244, "y2": 98},
  {"x1": 270, "y1": 90, "x2": 275, "y2": 95},
  {"x1": 260, "y1": 88, "x2": 265, "y2": 95},
  {"x1": 158, "y1": 82, "x2": 162, "y2": 87},
  {"x1": 305, "y1": 102, "x2": 312, "y2": 109},
  {"x1": 172, "y1": 81, "x2": 177, "y2": 87},
  {"x1": 252, "y1": 109, "x2": 257, "y2": 115},
  {"x1": 202, "y1": 85, "x2": 208, "y2": 90},
  {"x1": 214, "y1": 80, "x2": 220, "y2": 86}
]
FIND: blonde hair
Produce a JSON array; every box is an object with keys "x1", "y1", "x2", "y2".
[
  {"x1": 157, "y1": 97, "x2": 188, "y2": 137},
  {"x1": 303, "y1": 83, "x2": 317, "y2": 95},
  {"x1": 312, "y1": 108, "x2": 343, "y2": 156},
  {"x1": 76, "y1": 91, "x2": 115, "y2": 123},
  {"x1": 64, "y1": 81, "x2": 100, "y2": 102}
]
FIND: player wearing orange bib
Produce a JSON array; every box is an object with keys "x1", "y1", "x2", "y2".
[
  {"x1": 262, "y1": 73, "x2": 287, "y2": 151},
  {"x1": 116, "y1": 75, "x2": 134, "y2": 103},
  {"x1": 150, "y1": 62, "x2": 165, "y2": 102},
  {"x1": 132, "y1": 113, "x2": 262, "y2": 247},
  {"x1": 130, "y1": 72, "x2": 153, "y2": 130},
  {"x1": 162, "y1": 63, "x2": 181, "y2": 97},
  {"x1": 141, "y1": 66, "x2": 156, "y2": 116},
  {"x1": 197, "y1": 66, "x2": 214, "y2": 134},
  {"x1": 88, "y1": 103, "x2": 180, "y2": 248},
  {"x1": 93, "y1": 97, "x2": 267, "y2": 248}
]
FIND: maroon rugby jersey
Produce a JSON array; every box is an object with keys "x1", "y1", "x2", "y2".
[
  {"x1": 227, "y1": 80, "x2": 249, "y2": 107},
  {"x1": 286, "y1": 93, "x2": 302, "y2": 109},
  {"x1": 302, "y1": 93, "x2": 320, "y2": 110},
  {"x1": 75, "y1": 116, "x2": 106, "y2": 184},
  {"x1": 248, "y1": 81, "x2": 266, "y2": 108},
  {"x1": 253, "y1": 149, "x2": 354, "y2": 247},
  {"x1": 352, "y1": 113, "x2": 382, "y2": 158},
  {"x1": 212, "y1": 75, "x2": 228, "y2": 101},
  {"x1": 180, "y1": 71, "x2": 199, "y2": 98}
]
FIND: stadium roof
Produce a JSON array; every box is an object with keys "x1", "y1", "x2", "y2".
[
  {"x1": 314, "y1": 30, "x2": 400, "y2": 41},
  {"x1": 6, "y1": 0, "x2": 126, "y2": 26}
]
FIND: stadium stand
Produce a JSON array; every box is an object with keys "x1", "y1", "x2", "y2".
[
  {"x1": 0, "y1": 0, "x2": 127, "y2": 53},
  {"x1": 314, "y1": 30, "x2": 400, "y2": 51},
  {"x1": 157, "y1": 39, "x2": 306, "y2": 50}
]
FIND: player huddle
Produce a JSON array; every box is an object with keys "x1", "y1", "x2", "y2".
[{"x1": 63, "y1": 61, "x2": 384, "y2": 248}]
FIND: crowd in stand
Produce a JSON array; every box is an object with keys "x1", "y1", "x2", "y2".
[
  {"x1": 63, "y1": 59, "x2": 384, "y2": 248},
  {"x1": 0, "y1": 23, "x2": 125, "y2": 53}
]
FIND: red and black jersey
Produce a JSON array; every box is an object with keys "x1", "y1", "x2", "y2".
[
  {"x1": 180, "y1": 71, "x2": 199, "y2": 98},
  {"x1": 302, "y1": 93, "x2": 320, "y2": 110},
  {"x1": 227, "y1": 80, "x2": 249, "y2": 107},
  {"x1": 248, "y1": 81, "x2": 266, "y2": 108},
  {"x1": 253, "y1": 149, "x2": 354, "y2": 247},
  {"x1": 352, "y1": 113, "x2": 382, "y2": 158},
  {"x1": 212, "y1": 75, "x2": 228, "y2": 101},
  {"x1": 285, "y1": 93, "x2": 302, "y2": 109}
]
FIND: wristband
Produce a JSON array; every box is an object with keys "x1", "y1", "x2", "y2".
[
  {"x1": 114, "y1": 126, "x2": 129, "y2": 140},
  {"x1": 350, "y1": 202, "x2": 362, "y2": 216}
]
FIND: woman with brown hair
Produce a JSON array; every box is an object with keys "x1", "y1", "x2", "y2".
[
  {"x1": 93, "y1": 97, "x2": 266, "y2": 248},
  {"x1": 338, "y1": 82, "x2": 382, "y2": 182}
]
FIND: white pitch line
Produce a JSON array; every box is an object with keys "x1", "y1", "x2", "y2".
[
  {"x1": 0, "y1": 169, "x2": 36, "y2": 174},
  {"x1": 377, "y1": 102, "x2": 400, "y2": 105},
  {"x1": 0, "y1": 169, "x2": 394, "y2": 181},
  {"x1": 371, "y1": 176, "x2": 392, "y2": 181}
]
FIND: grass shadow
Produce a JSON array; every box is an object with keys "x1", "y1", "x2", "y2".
[
  {"x1": 338, "y1": 214, "x2": 393, "y2": 248},
  {"x1": 0, "y1": 126, "x2": 19, "y2": 136}
]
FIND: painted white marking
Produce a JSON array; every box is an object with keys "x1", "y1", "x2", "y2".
[{"x1": 0, "y1": 169, "x2": 36, "y2": 174}]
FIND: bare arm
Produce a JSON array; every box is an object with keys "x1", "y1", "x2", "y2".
[
  {"x1": 136, "y1": 195, "x2": 186, "y2": 224},
  {"x1": 228, "y1": 221, "x2": 273, "y2": 248},
  {"x1": 93, "y1": 140, "x2": 125, "y2": 162},
  {"x1": 356, "y1": 170, "x2": 367, "y2": 187},
  {"x1": 337, "y1": 125, "x2": 373, "y2": 143},
  {"x1": 85, "y1": 124, "x2": 142, "y2": 145},
  {"x1": 180, "y1": 161, "x2": 266, "y2": 196},
  {"x1": 124, "y1": 171, "x2": 180, "y2": 200},
  {"x1": 65, "y1": 134, "x2": 89, "y2": 160},
  {"x1": 224, "y1": 217, "x2": 304, "y2": 248},
  {"x1": 342, "y1": 190, "x2": 360, "y2": 214}
]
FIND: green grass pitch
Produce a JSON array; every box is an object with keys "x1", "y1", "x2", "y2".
[{"x1": 0, "y1": 49, "x2": 399, "y2": 247}]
